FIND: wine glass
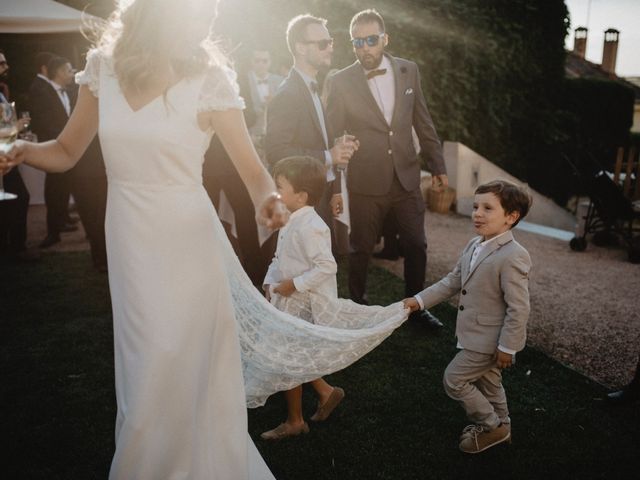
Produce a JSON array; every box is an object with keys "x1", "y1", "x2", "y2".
[{"x1": 0, "y1": 102, "x2": 18, "y2": 201}]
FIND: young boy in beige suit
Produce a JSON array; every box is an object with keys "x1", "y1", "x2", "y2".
[{"x1": 404, "y1": 180, "x2": 532, "y2": 454}]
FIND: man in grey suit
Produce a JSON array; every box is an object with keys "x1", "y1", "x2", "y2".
[
  {"x1": 326, "y1": 9, "x2": 447, "y2": 326},
  {"x1": 244, "y1": 49, "x2": 283, "y2": 161},
  {"x1": 265, "y1": 14, "x2": 357, "y2": 228}
]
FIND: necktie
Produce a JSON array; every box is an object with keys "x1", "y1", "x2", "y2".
[
  {"x1": 309, "y1": 81, "x2": 319, "y2": 94},
  {"x1": 366, "y1": 68, "x2": 387, "y2": 80}
]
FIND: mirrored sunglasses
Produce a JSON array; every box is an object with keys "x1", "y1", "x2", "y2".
[{"x1": 351, "y1": 33, "x2": 385, "y2": 49}]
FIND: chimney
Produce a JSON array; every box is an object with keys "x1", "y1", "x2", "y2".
[
  {"x1": 573, "y1": 27, "x2": 588, "y2": 59},
  {"x1": 602, "y1": 28, "x2": 619, "y2": 75}
]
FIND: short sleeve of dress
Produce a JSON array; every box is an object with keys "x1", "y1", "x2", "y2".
[
  {"x1": 197, "y1": 64, "x2": 245, "y2": 113},
  {"x1": 75, "y1": 49, "x2": 101, "y2": 98}
]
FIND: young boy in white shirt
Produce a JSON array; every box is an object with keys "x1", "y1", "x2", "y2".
[
  {"x1": 404, "y1": 180, "x2": 533, "y2": 454},
  {"x1": 261, "y1": 156, "x2": 345, "y2": 440}
]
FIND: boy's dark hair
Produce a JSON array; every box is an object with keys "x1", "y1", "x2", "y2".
[
  {"x1": 286, "y1": 14, "x2": 327, "y2": 56},
  {"x1": 47, "y1": 56, "x2": 70, "y2": 80},
  {"x1": 272, "y1": 156, "x2": 327, "y2": 207},
  {"x1": 475, "y1": 180, "x2": 532, "y2": 228},
  {"x1": 350, "y1": 9, "x2": 385, "y2": 34}
]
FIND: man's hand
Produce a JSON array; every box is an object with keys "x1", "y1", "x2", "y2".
[
  {"x1": 494, "y1": 350, "x2": 513, "y2": 369},
  {"x1": 273, "y1": 279, "x2": 296, "y2": 297},
  {"x1": 330, "y1": 135, "x2": 358, "y2": 169},
  {"x1": 431, "y1": 174, "x2": 449, "y2": 189},
  {"x1": 402, "y1": 297, "x2": 420, "y2": 313},
  {"x1": 330, "y1": 193, "x2": 343, "y2": 217}
]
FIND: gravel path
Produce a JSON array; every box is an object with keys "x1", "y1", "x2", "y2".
[
  {"x1": 374, "y1": 211, "x2": 640, "y2": 388},
  {"x1": 26, "y1": 205, "x2": 640, "y2": 387}
]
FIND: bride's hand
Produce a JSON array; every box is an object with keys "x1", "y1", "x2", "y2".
[
  {"x1": 0, "y1": 140, "x2": 27, "y2": 175},
  {"x1": 257, "y1": 192, "x2": 289, "y2": 230}
]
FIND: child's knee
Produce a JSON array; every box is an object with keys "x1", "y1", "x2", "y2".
[{"x1": 443, "y1": 370, "x2": 464, "y2": 399}]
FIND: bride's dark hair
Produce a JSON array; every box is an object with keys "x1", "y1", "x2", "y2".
[{"x1": 90, "y1": 0, "x2": 228, "y2": 94}]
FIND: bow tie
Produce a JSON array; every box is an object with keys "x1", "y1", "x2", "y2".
[
  {"x1": 309, "y1": 81, "x2": 319, "y2": 94},
  {"x1": 257, "y1": 78, "x2": 269, "y2": 85},
  {"x1": 366, "y1": 68, "x2": 387, "y2": 80}
]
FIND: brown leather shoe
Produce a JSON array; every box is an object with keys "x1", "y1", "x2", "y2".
[
  {"x1": 310, "y1": 387, "x2": 345, "y2": 422},
  {"x1": 460, "y1": 423, "x2": 510, "y2": 441},
  {"x1": 459, "y1": 423, "x2": 511, "y2": 453},
  {"x1": 260, "y1": 422, "x2": 309, "y2": 441}
]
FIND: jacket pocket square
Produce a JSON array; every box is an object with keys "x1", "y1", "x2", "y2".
[{"x1": 404, "y1": 87, "x2": 414, "y2": 95}]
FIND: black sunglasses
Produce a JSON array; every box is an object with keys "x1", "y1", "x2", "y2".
[
  {"x1": 351, "y1": 33, "x2": 385, "y2": 49},
  {"x1": 302, "y1": 38, "x2": 334, "y2": 51}
]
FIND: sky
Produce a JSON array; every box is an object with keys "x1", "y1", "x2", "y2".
[{"x1": 565, "y1": 0, "x2": 640, "y2": 77}]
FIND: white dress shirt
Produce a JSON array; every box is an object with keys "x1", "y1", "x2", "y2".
[
  {"x1": 50, "y1": 80, "x2": 70, "y2": 116},
  {"x1": 250, "y1": 71, "x2": 270, "y2": 104},
  {"x1": 364, "y1": 55, "x2": 395, "y2": 125},
  {"x1": 293, "y1": 67, "x2": 335, "y2": 182},
  {"x1": 263, "y1": 206, "x2": 338, "y2": 298}
]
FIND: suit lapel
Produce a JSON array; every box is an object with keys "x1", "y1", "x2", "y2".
[
  {"x1": 348, "y1": 62, "x2": 388, "y2": 127},
  {"x1": 388, "y1": 55, "x2": 405, "y2": 128},
  {"x1": 463, "y1": 231, "x2": 514, "y2": 286},
  {"x1": 290, "y1": 70, "x2": 326, "y2": 148}
]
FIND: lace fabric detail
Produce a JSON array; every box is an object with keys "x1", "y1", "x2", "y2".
[
  {"x1": 75, "y1": 49, "x2": 101, "y2": 98},
  {"x1": 212, "y1": 214, "x2": 409, "y2": 408},
  {"x1": 198, "y1": 64, "x2": 246, "y2": 113}
]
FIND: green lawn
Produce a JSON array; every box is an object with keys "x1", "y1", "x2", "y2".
[{"x1": 1, "y1": 252, "x2": 638, "y2": 479}]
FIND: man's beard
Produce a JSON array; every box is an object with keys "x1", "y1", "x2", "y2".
[
  {"x1": 358, "y1": 52, "x2": 383, "y2": 70},
  {"x1": 0, "y1": 72, "x2": 8, "y2": 82}
]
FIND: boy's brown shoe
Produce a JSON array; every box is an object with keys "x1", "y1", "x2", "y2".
[
  {"x1": 260, "y1": 422, "x2": 309, "y2": 441},
  {"x1": 459, "y1": 423, "x2": 511, "y2": 454},
  {"x1": 460, "y1": 423, "x2": 510, "y2": 441}
]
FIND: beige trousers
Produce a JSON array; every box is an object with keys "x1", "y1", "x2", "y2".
[{"x1": 443, "y1": 349, "x2": 511, "y2": 430}]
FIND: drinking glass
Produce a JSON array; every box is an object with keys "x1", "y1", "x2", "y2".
[{"x1": 0, "y1": 102, "x2": 18, "y2": 201}]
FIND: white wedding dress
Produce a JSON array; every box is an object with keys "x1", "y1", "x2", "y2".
[{"x1": 76, "y1": 50, "x2": 408, "y2": 480}]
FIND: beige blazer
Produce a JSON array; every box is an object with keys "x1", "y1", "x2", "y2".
[{"x1": 417, "y1": 231, "x2": 532, "y2": 354}]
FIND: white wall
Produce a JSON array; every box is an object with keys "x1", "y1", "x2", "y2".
[{"x1": 443, "y1": 141, "x2": 576, "y2": 231}]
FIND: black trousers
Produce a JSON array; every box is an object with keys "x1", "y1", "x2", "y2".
[
  {"x1": 0, "y1": 168, "x2": 30, "y2": 254},
  {"x1": 44, "y1": 171, "x2": 72, "y2": 236},
  {"x1": 349, "y1": 173, "x2": 427, "y2": 302},
  {"x1": 71, "y1": 175, "x2": 108, "y2": 268}
]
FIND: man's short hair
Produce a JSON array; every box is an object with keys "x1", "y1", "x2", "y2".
[
  {"x1": 47, "y1": 56, "x2": 70, "y2": 80},
  {"x1": 35, "y1": 52, "x2": 55, "y2": 72},
  {"x1": 272, "y1": 156, "x2": 327, "y2": 206},
  {"x1": 475, "y1": 180, "x2": 532, "y2": 228},
  {"x1": 350, "y1": 9, "x2": 385, "y2": 33},
  {"x1": 286, "y1": 14, "x2": 327, "y2": 56}
]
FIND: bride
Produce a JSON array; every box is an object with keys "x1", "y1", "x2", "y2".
[{"x1": 1, "y1": 0, "x2": 408, "y2": 478}]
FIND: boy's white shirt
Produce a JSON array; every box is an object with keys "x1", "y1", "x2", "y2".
[
  {"x1": 415, "y1": 229, "x2": 518, "y2": 355},
  {"x1": 264, "y1": 206, "x2": 338, "y2": 298}
]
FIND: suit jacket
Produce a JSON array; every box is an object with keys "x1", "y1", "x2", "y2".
[
  {"x1": 245, "y1": 71, "x2": 282, "y2": 137},
  {"x1": 326, "y1": 54, "x2": 445, "y2": 196},
  {"x1": 29, "y1": 76, "x2": 70, "y2": 142},
  {"x1": 265, "y1": 69, "x2": 330, "y2": 169},
  {"x1": 417, "y1": 231, "x2": 532, "y2": 355}
]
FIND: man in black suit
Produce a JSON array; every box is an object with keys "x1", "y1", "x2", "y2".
[
  {"x1": 0, "y1": 49, "x2": 39, "y2": 262},
  {"x1": 30, "y1": 55, "x2": 77, "y2": 249},
  {"x1": 265, "y1": 14, "x2": 357, "y2": 228},
  {"x1": 326, "y1": 9, "x2": 448, "y2": 326}
]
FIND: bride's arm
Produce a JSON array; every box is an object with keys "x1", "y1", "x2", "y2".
[
  {"x1": 205, "y1": 108, "x2": 287, "y2": 228},
  {"x1": 2, "y1": 86, "x2": 98, "y2": 173}
]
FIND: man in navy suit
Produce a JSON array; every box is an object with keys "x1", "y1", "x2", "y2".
[
  {"x1": 327, "y1": 9, "x2": 447, "y2": 326},
  {"x1": 265, "y1": 14, "x2": 357, "y2": 229}
]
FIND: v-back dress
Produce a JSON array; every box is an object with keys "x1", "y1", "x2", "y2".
[{"x1": 76, "y1": 50, "x2": 407, "y2": 479}]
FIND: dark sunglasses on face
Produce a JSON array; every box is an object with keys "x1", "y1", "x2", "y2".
[
  {"x1": 351, "y1": 33, "x2": 385, "y2": 49},
  {"x1": 302, "y1": 38, "x2": 334, "y2": 51}
]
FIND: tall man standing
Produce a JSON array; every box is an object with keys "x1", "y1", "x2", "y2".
[
  {"x1": 327, "y1": 9, "x2": 448, "y2": 326},
  {"x1": 266, "y1": 14, "x2": 356, "y2": 228}
]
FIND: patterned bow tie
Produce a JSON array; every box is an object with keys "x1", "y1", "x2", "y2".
[
  {"x1": 366, "y1": 68, "x2": 387, "y2": 80},
  {"x1": 309, "y1": 81, "x2": 319, "y2": 94}
]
